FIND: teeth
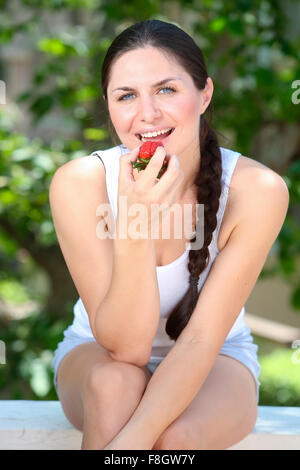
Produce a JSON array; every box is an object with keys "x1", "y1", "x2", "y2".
[{"x1": 140, "y1": 127, "x2": 172, "y2": 138}]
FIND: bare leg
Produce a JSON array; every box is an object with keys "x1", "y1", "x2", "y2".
[{"x1": 81, "y1": 360, "x2": 152, "y2": 450}]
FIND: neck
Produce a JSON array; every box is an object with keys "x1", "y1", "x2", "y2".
[{"x1": 177, "y1": 150, "x2": 200, "y2": 202}]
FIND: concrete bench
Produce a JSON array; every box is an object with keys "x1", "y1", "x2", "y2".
[{"x1": 0, "y1": 401, "x2": 300, "y2": 450}]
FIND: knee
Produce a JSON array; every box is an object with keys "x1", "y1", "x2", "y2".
[{"x1": 82, "y1": 360, "x2": 147, "y2": 403}]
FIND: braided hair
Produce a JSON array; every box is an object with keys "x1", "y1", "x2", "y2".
[
  {"x1": 165, "y1": 114, "x2": 222, "y2": 340},
  {"x1": 101, "y1": 19, "x2": 223, "y2": 342}
]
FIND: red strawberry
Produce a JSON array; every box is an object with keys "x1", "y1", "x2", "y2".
[
  {"x1": 132, "y1": 141, "x2": 168, "y2": 179},
  {"x1": 139, "y1": 141, "x2": 164, "y2": 160}
]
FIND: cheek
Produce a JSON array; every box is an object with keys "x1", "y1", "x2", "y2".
[
  {"x1": 164, "y1": 97, "x2": 198, "y2": 136},
  {"x1": 109, "y1": 106, "x2": 133, "y2": 131},
  {"x1": 177, "y1": 97, "x2": 199, "y2": 121}
]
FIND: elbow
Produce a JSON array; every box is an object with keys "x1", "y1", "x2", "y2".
[
  {"x1": 93, "y1": 305, "x2": 151, "y2": 367},
  {"x1": 93, "y1": 333, "x2": 151, "y2": 367},
  {"x1": 108, "y1": 348, "x2": 151, "y2": 368}
]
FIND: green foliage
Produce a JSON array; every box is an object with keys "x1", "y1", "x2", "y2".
[
  {"x1": 0, "y1": 278, "x2": 30, "y2": 304},
  {"x1": 0, "y1": 310, "x2": 72, "y2": 400},
  {"x1": 258, "y1": 348, "x2": 300, "y2": 406},
  {"x1": 0, "y1": 109, "x2": 82, "y2": 249},
  {"x1": 260, "y1": 159, "x2": 300, "y2": 309}
]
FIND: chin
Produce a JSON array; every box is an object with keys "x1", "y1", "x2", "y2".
[{"x1": 121, "y1": 139, "x2": 136, "y2": 151}]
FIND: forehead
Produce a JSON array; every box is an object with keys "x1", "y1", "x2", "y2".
[{"x1": 108, "y1": 47, "x2": 185, "y2": 87}]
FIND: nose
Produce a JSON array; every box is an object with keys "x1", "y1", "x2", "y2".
[{"x1": 137, "y1": 94, "x2": 162, "y2": 121}]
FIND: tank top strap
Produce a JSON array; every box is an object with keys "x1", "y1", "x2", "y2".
[
  {"x1": 213, "y1": 147, "x2": 242, "y2": 248},
  {"x1": 90, "y1": 145, "x2": 127, "y2": 221},
  {"x1": 90, "y1": 150, "x2": 106, "y2": 173}
]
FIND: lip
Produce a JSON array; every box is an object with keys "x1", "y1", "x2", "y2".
[{"x1": 136, "y1": 127, "x2": 175, "y2": 142}]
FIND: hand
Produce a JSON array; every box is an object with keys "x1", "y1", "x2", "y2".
[{"x1": 117, "y1": 145, "x2": 184, "y2": 240}]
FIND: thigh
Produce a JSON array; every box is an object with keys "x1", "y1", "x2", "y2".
[
  {"x1": 56, "y1": 341, "x2": 152, "y2": 431},
  {"x1": 154, "y1": 354, "x2": 258, "y2": 450}
]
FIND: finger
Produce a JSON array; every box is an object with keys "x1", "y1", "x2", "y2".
[
  {"x1": 156, "y1": 153, "x2": 181, "y2": 183},
  {"x1": 166, "y1": 153, "x2": 180, "y2": 171},
  {"x1": 152, "y1": 154, "x2": 182, "y2": 199},
  {"x1": 163, "y1": 168, "x2": 184, "y2": 205},
  {"x1": 140, "y1": 145, "x2": 167, "y2": 185},
  {"x1": 133, "y1": 168, "x2": 139, "y2": 181},
  {"x1": 119, "y1": 145, "x2": 142, "y2": 183}
]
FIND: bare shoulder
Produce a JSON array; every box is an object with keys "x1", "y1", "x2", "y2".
[
  {"x1": 53, "y1": 154, "x2": 106, "y2": 183},
  {"x1": 49, "y1": 154, "x2": 108, "y2": 204},
  {"x1": 234, "y1": 154, "x2": 289, "y2": 194},
  {"x1": 49, "y1": 153, "x2": 110, "y2": 227},
  {"x1": 227, "y1": 154, "x2": 289, "y2": 232}
]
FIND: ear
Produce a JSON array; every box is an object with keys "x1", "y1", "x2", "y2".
[{"x1": 200, "y1": 77, "x2": 214, "y2": 115}]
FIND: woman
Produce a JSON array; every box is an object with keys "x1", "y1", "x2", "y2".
[{"x1": 50, "y1": 19, "x2": 289, "y2": 450}]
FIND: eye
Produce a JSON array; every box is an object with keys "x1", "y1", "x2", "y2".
[{"x1": 117, "y1": 86, "x2": 176, "y2": 101}]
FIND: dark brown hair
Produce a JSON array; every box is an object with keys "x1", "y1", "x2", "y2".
[{"x1": 101, "y1": 19, "x2": 222, "y2": 342}]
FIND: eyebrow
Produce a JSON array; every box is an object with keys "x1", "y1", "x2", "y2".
[{"x1": 112, "y1": 77, "x2": 182, "y2": 93}]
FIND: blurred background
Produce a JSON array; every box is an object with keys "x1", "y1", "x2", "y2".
[{"x1": 0, "y1": 0, "x2": 299, "y2": 405}]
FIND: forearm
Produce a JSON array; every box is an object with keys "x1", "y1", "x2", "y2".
[
  {"x1": 94, "y1": 233, "x2": 160, "y2": 363},
  {"x1": 119, "y1": 339, "x2": 218, "y2": 448}
]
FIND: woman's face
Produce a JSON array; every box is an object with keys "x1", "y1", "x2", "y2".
[{"x1": 106, "y1": 47, "x2": 213, "y2": 161}]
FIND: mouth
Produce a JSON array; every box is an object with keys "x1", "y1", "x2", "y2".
[{"x1": 136, "y1": 128, "x2": 175, "y2": 142}]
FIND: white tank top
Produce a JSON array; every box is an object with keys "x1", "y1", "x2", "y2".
[{"x1": 66, "y1": 144, "x2": 249, "y2": 358}]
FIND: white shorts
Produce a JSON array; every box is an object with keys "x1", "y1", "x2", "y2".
[{"x1": 52, "y1": 326, "x2": 261, "y2": 404}]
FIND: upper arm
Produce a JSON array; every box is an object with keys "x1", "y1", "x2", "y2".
[
  {"x1": 49, "y1": 155, "x2": 114, "y2": 341},
  {"x1": 179, "y1": 168, "x2": 290, "y2": 353}
]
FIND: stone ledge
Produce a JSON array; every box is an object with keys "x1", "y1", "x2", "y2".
[{"x1": 0, "y1": 401, "x2": 300, "y2": 450}]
